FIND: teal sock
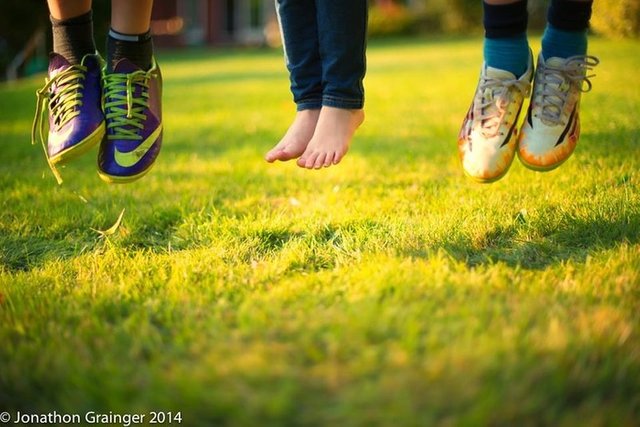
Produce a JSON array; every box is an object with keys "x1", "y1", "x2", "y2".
[
  {"x1": 541, "y1": 24, "x2": 588, "y2": 59},
  {"x1": 483, "y1": 33, "x2": 529, "y2": 77}
]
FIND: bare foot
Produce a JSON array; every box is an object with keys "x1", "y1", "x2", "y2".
[
  {"x1": 265, "y1": 109, "x2": 320, "y2": 163},
  {"x1": 297, "y1": 107, "x2": 364, "y2": 169}
]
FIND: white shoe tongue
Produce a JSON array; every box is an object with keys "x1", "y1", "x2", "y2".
[{"x1": 485, "y1": 66, "x2": 516, "y2": 80}]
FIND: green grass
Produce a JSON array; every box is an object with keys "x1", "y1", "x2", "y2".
[{"x1": 1, "y1": 36, "x2": 639, "y2": 426}]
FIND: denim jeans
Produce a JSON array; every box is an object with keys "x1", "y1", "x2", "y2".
[{"x1": 275, "y1": 0, "x2": 368, "y2": 111}]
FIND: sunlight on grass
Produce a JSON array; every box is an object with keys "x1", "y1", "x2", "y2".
[{"x1": 1, "y1": 37, "x2": 639, "y2": 425}]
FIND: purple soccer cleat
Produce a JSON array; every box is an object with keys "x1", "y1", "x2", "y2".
[
  {"x1": 98, "y1": 58, "x2": 163, "y2": 183},
  {"x1": 32, "y1": 53, "x2": 105, "y2": 182}
]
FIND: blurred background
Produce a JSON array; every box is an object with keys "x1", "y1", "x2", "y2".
[{"x1": 1, "y1": 0, "x2": 638, "y2": 82}]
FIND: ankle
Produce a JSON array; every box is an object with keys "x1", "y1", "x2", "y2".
[
  {"x1": 483, "y1": 34, "x2": 530, "y2": 77},
  {"x1": 106, "y1": 28, "x2": 153, "y2": 72},
  {"x1": 51, "y1": 10, "x2": 96, "y2": 64},
  {"x1": 541, "y1": 25, "x2": 588, "y2": 59}
]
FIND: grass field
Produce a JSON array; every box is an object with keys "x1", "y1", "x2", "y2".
[{"x1": 1, "y1": 36, "x2": 639, "y2": 426}]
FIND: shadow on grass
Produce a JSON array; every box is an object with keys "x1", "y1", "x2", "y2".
[
  {"x1": 0, "y1": 235, "x2": 89, "y2": 273},
  {"x1": 441, "y1": 211, "x2": 640, "y2": 270},
  {"x1": 0, "y1": 206, "x2": 184, "y2": 273},
  {"x1": 3, "y1": 205, "x2": 638, "y2": 274}
]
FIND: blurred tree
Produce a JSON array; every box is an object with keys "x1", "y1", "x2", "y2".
[
  {"x1": 591, "y1": 0, "x2": 640, "y2": 38},
  {"x1": 0, "y1": 1, "x2": 47, "y2": 79},
  {"x1": 410, "y1": 0, "x2": 481, "y2": 34},
  {"x1": 0, "y1": 0, "x2": 110, "y2": 80},
  {"x1": 414, "y1": 0, "x2": 549, "y2": 34},
  {"x1": 527, "y1": 0, "x2": 548, "y2": 31},
  {"x1": 369, "y1": 0, "x2": 417, "y2": 37}
]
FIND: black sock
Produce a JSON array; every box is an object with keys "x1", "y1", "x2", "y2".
[
  {"x1": 106, "y1": 28, "x2": 153, "y2": 72},
  {"x1": 50, "y1": 10, "x2": 96, "y2": 64},
  {"x1": 547, "y1": 0, "x2": 593, "y2": 31},
  {"x1": 483, "y1": 0, "x2": 529, "y2": 38}
]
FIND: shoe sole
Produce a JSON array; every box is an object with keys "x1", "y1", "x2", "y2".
[
  {"x1": 517, "y1": 149, "x2": 573, "y2": 172},
  {"x1": 97, "y1": 161, "x2": 156, "y2": 184},
  {"x1": 49, "y1": 122, "x2": 106, "y2": 165},
  {"x1": 459, "y1": 126, "x2": 522, "y2": 184},
  {"x1": 463, "y1": 153, "x2": 516, "y2": 184}
]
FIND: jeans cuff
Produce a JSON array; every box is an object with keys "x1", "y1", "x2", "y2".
[
  {"x1": 322, "y1": 95, "x2": 364, "y2": 110},
  {"x1": 296, "y1": 99, "x2": 323, "y2": 111}
]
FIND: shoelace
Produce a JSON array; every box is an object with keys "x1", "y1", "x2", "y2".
[
  {"x1": 31, "y1": 64, "x2": 87, "y2": 184},
  {"x1": 537, "y1": 55, "x2": 599, "y2": 126},
  {"x1": 103, "y1": 70, "x2": 153, "y2": 141},
  {"x1": 475, "y1": 76, "x2": 531, "y2": 138}
]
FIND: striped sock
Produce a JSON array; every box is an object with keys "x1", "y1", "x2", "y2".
[{"x1": 106, "y1": 28, "x2": 153, "y2": 72}]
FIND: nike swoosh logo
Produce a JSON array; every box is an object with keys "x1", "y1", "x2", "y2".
[{"x1": 113, "y1": 124, "x2": 163, "y2": 168}]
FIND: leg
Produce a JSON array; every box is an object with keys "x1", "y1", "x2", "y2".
[
  {"x1": 483, "y1": 0, "x2": 530, "y2": 77},
  {"x1": 110, "y1": 0, "x2": 153, "y2": 34},
  {"x1": 542, "y1": 0, "x2": 593, "y2": 60},
  {"x1": 317, "y1": 0, "x2": 367, "y2": 110},
  {"x1": 107, "y1": 0, "x2": 154, "y2": 71},
  {"x1": 518, "y1": 0, "x2": 597, "y2": 171},
  {"x1": 297, "y1": 0, "x2": 368, "y2": 169},
  {"x1": 265, "y1": 0, "x2": 323, "y2": 163},
  {"x1": 98, "y1": 0, "x2": 163, "y2": 183},
  {"x1": 457, "y1": 0, "x2": 533, "y2": 183},
  {"x1": 33, "y1": 0, "x2": 103, "y2": 184},
  {"x1": 48, "y1": 0, "x2": 91, "y2": 20},
  {"x1": 48, "y1": 0, "x2": 95, "y2": 64}
]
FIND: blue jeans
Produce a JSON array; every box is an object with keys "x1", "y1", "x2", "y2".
[{"x1": 275, "y1": 0, "x2": 368, "y2": 111}]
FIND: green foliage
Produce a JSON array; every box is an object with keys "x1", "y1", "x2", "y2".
[
  {"x1": 0, "y1": 1, "x2": 111, "y2": 80},
  {"x1": 0, "y1": 1, "x2": 47, "y2": 79},
  {"x1": 527, "y1": 0, "x2": 551, "y2": 31},
  {"x1": 368, "y1": 4, "x2": 417, "y2": 37},
  {"x1": 413, "y1": 0, "x2": 547, "y2": 34},
  {"x1": 436, "y1": 0, "x2": 483, "y2": 33},
  {"x1": 591, "y1": 0, "x2": 640, "y2": 38},
  {"x1": 1, "y1": 37, "x2": 640, "y2": 424},
  {"x1": 408, "y1": 0, "x2": 484, "y2": 34}
]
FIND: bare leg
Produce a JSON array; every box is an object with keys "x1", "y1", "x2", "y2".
[
  {"x1": 267, "y1": 0, "x2": 322, "y2": 164},
  {"x1": 47, "y1": 0, "x2": 91, "y2": 19},
  {"x1": 301, "y1": 0, "x2": 367, "y2": 170},
  {"x1": 297, "y1": 107, "x2": 364, "y2": 169},
  {"x1": 110, "y1": 0, "x2": 153, "y2": 34},
  {"x1": 265, "y1": 109, "x2": 321, "y2": 162}
]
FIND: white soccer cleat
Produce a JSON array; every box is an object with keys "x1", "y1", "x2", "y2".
[
  {"x1": 518, "y1": 54, "x2": 599, "y2": 171},
  {"x1": 458, "y1": 53, "x2": 533, "y2": 183}
]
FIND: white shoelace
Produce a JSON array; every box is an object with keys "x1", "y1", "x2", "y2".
[
  {"x1": 536, "y1": 55, "x2": 599, "y2": 126},
  {"x1": 475, "y1": 76, "x2": 531, "y2": 138}
]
